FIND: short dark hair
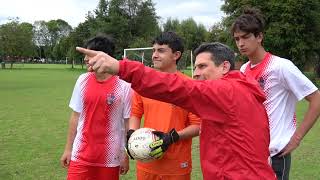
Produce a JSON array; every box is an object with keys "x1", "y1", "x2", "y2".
[
  {"x1": 194, "y1": 42, "x2": 235, "y2": 70},
  {"x1": 152, "y1": 31, "x2": 184, "y2": 62},
  {"x1": 84, "y1": 34, "x2": 115, "y2": 57},
  {"x1": 231, "y1": 7, "x2": 265, "y2": 37}
]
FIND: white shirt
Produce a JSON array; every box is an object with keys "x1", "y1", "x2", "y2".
[{"x1": 241, "y1": 54, "x2": 318, "y2": 156}]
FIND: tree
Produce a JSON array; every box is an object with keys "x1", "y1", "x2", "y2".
[
  {"x1": 178, "y1": 18, "x2": 207, "y2": 50},
  {"x1": 52, "y1": 36, "x2": 71, "y2": 61},
  {"x1": 33, "y1": 20, "x2": 51, "y2": 58},
  {"x1": 163, "y1": 18, "x2": 180, "y2": 32},
  {"x1": 89, "y1": 0, "x2": 159, "y2": 54},
  {"x1": 47, "y1": 19, "x2": 72, "y2": 59},
  {"x1": 18, "y1": 22, "x2": 36, "y2": 58},
  {"x1": 33, "y1": 19, "x2": 72, "y2": 60},
  {"x1": 0, "y1": 18, "x2": 36, "y2": 67},
  {"x1": 47, "y1": 19, "x2": 72, "y2": 45},
  {"x1": 207, "y1": 22, "x2": 228, "y2": 44},
  {"x1": 132, "y1": 0, "x2": 160, "y2": 40},
  {"x1": 65, "y1": 21, "x2": 92, "y2": 65},
  {"x1": 94, "y1": 0, "x2": 109, "y2": 19}
]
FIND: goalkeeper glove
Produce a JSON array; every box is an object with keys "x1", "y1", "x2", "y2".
[
  {"x1": 125, "y1": 129, "x2": 135, "y2": 159},
  {"x1": 149, "y1": 128, "x2": 179, "y2": 159}
]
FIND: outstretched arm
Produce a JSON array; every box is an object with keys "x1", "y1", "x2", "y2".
[{"x1": 76, "y1": 47, "x2": 231, "y2": 122}]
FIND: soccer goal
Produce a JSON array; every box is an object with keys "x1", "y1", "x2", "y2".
[
  {"x1": 123, "y1": 47, "x2": 153, "y2": 67},
  {"x1": 123, "y1": 47, "x2": 194, "y2": 77}
]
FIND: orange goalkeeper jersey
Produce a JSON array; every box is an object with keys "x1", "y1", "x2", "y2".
[{"x1": 131, "y1": 72, "x2": 201, "y2": 175}]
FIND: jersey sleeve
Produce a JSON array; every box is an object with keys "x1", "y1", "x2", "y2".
[
  {"x1": 69, "y1": 75, "x2": 83, "y2": 113},
  {"x1": 130, "y1": 91, "x2": 144, "y2": 119},
  {"x1": 122, "y1": 82, "x2": 133, "y2": 119},
  {"x1": 279, "y1": 60, "x2": 318, "y2": 101},
  {"x1": 187, "y1": 112, "x2": 201, "y2": 125}
]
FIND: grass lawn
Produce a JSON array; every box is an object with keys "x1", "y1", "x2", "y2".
[{"x1": 0, "y1": 64, "x2": 318, "y2": 179}]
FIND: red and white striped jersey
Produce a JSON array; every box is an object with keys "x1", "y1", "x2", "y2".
[
  {"x1": 241, "y1": 53, "x2": 318, "y2": 156},
  {"x1": 69, "y1": 72, "x2": 132, "y2": 167}
]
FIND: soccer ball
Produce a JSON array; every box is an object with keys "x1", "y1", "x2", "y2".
[{"x1": 127, "y1": 127, "x2": 159, "y2": 162}]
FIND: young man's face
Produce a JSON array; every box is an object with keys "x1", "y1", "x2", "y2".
[
  {"x1": 193, "y1": 52, "x2": 229, "y2": 80},
  {"x1": 233, "y1": 31, "x2": 263, "y2": 57},
  {"x1": 152, "y1": 44, "x2": 180, "y2": 71}
]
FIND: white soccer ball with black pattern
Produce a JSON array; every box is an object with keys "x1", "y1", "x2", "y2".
[{"x1": 127, "y1": 127, "x2": 159, "y2": 162}]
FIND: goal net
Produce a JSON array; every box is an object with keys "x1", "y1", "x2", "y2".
[{"x1": 123, "y1": 47, "x2": 194, "y2": 77}]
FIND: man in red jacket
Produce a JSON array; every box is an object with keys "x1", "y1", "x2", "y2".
[{"x1": 76, "y1": 42, "x2": 276, "y2": 180}]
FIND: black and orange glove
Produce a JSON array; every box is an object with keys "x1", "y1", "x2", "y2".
[{"x1": 149, "y1": 128, "x2": 179, "y2": 158}]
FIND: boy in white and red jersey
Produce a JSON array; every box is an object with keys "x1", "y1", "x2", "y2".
[
  {"x1": 76, "y1": 42, "x2": 277, "y2": 180},
  {"x1": 60, "y1": 35, "x2": 132, "y2": 180},
  {"x1": 232, "y1": 8, "x2": 320, "y2": 180}
]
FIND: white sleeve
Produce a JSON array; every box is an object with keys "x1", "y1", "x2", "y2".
[
  {"x1": 122, "y1": 82, "x2": 133, "y2": 119},
  {"x1": 279, "y1": 60, "x2": 318, "y2": 101},
  {"x1": 69, "y1": 75, "x2": 83, "y2": 113}
]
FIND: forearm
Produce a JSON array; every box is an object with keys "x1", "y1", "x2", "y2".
[
  {"x1": 123, "y1": 118, "x2": 129, "y2": 157},
  {"x1": 129, "y1": 116, "x2": 141, "y2": 130},
  {"x1": 295, "y1": 91, "x2": 320, "y2": 139},
  {"x1": 64, "y1": 112, "x2": 79, "y2": 151},
  {"x1": 124, "y1": 118, "x2": 129, "y2": 132},
  {"x1": 177, "y1": 125, "x2": 200, "y2": 140}
]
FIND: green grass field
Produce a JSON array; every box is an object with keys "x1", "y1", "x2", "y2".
[{"x1": 0, "y1": 64, "x2": 319, "y2": 180}]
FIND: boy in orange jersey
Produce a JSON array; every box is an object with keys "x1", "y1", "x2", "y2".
[{"x1": 127, "y1": 31, "x2": 200, "y2": 180}]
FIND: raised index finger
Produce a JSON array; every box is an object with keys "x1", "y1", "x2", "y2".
[{"x1": 76, "y1": 47, "x2": 98, "y2": 57}]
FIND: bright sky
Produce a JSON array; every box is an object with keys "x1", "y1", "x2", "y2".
[{"x1": 0, "y1": 0, "x2": 225, "y2": 29}]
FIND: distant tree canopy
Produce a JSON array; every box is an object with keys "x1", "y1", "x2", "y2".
[
  {"x1": 1, "y1": 0, "x2": 319, "y2": 70},
  {"x1": 63, "y1": 0, "x2": 162, "y2": 62},
  {"x1": 0, "y1": 18, "x2": 35, "y2": 60}
]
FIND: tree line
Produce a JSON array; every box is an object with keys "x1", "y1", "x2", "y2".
[{"x1": 0, "y1": 0, "x2": 319, "y2": 71}]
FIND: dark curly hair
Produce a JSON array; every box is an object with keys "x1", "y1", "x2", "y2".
[
  {"x1": 231, "y1": 7, "x2": 265, "y2": 37},
  {"x1": 152, "y1": 31, "x2": 184, "y2": 63},
  {"x1": 84, "y1": 34, "x2": 115, "y2": 58}
]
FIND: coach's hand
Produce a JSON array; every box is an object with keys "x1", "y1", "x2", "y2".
[
  {"x1": 125, "y1": 129, "x2": 135, "y2": 159},
  {"x1": 149, "y1": 128, "x2": 179, "y2": 158},
  {"x1": 76, "y1": 47, "x2": 119, "y2": 74}
]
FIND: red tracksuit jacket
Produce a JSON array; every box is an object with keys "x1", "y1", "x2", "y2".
[{"x1": 118, "y1": 60, "x2": 276, "y2": 180}]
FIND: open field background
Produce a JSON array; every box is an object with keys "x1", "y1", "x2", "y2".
[{"x1": 0, "y1": 64, "x2": 319, "y2": 179}]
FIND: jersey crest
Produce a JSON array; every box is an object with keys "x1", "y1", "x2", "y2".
[{"x1": 106, "y1": 93, "x2": 116, "y2": 105}]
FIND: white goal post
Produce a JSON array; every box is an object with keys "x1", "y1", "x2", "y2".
[{"x1": 123, "y1": 47, "x2": 194, "y2": 77}]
